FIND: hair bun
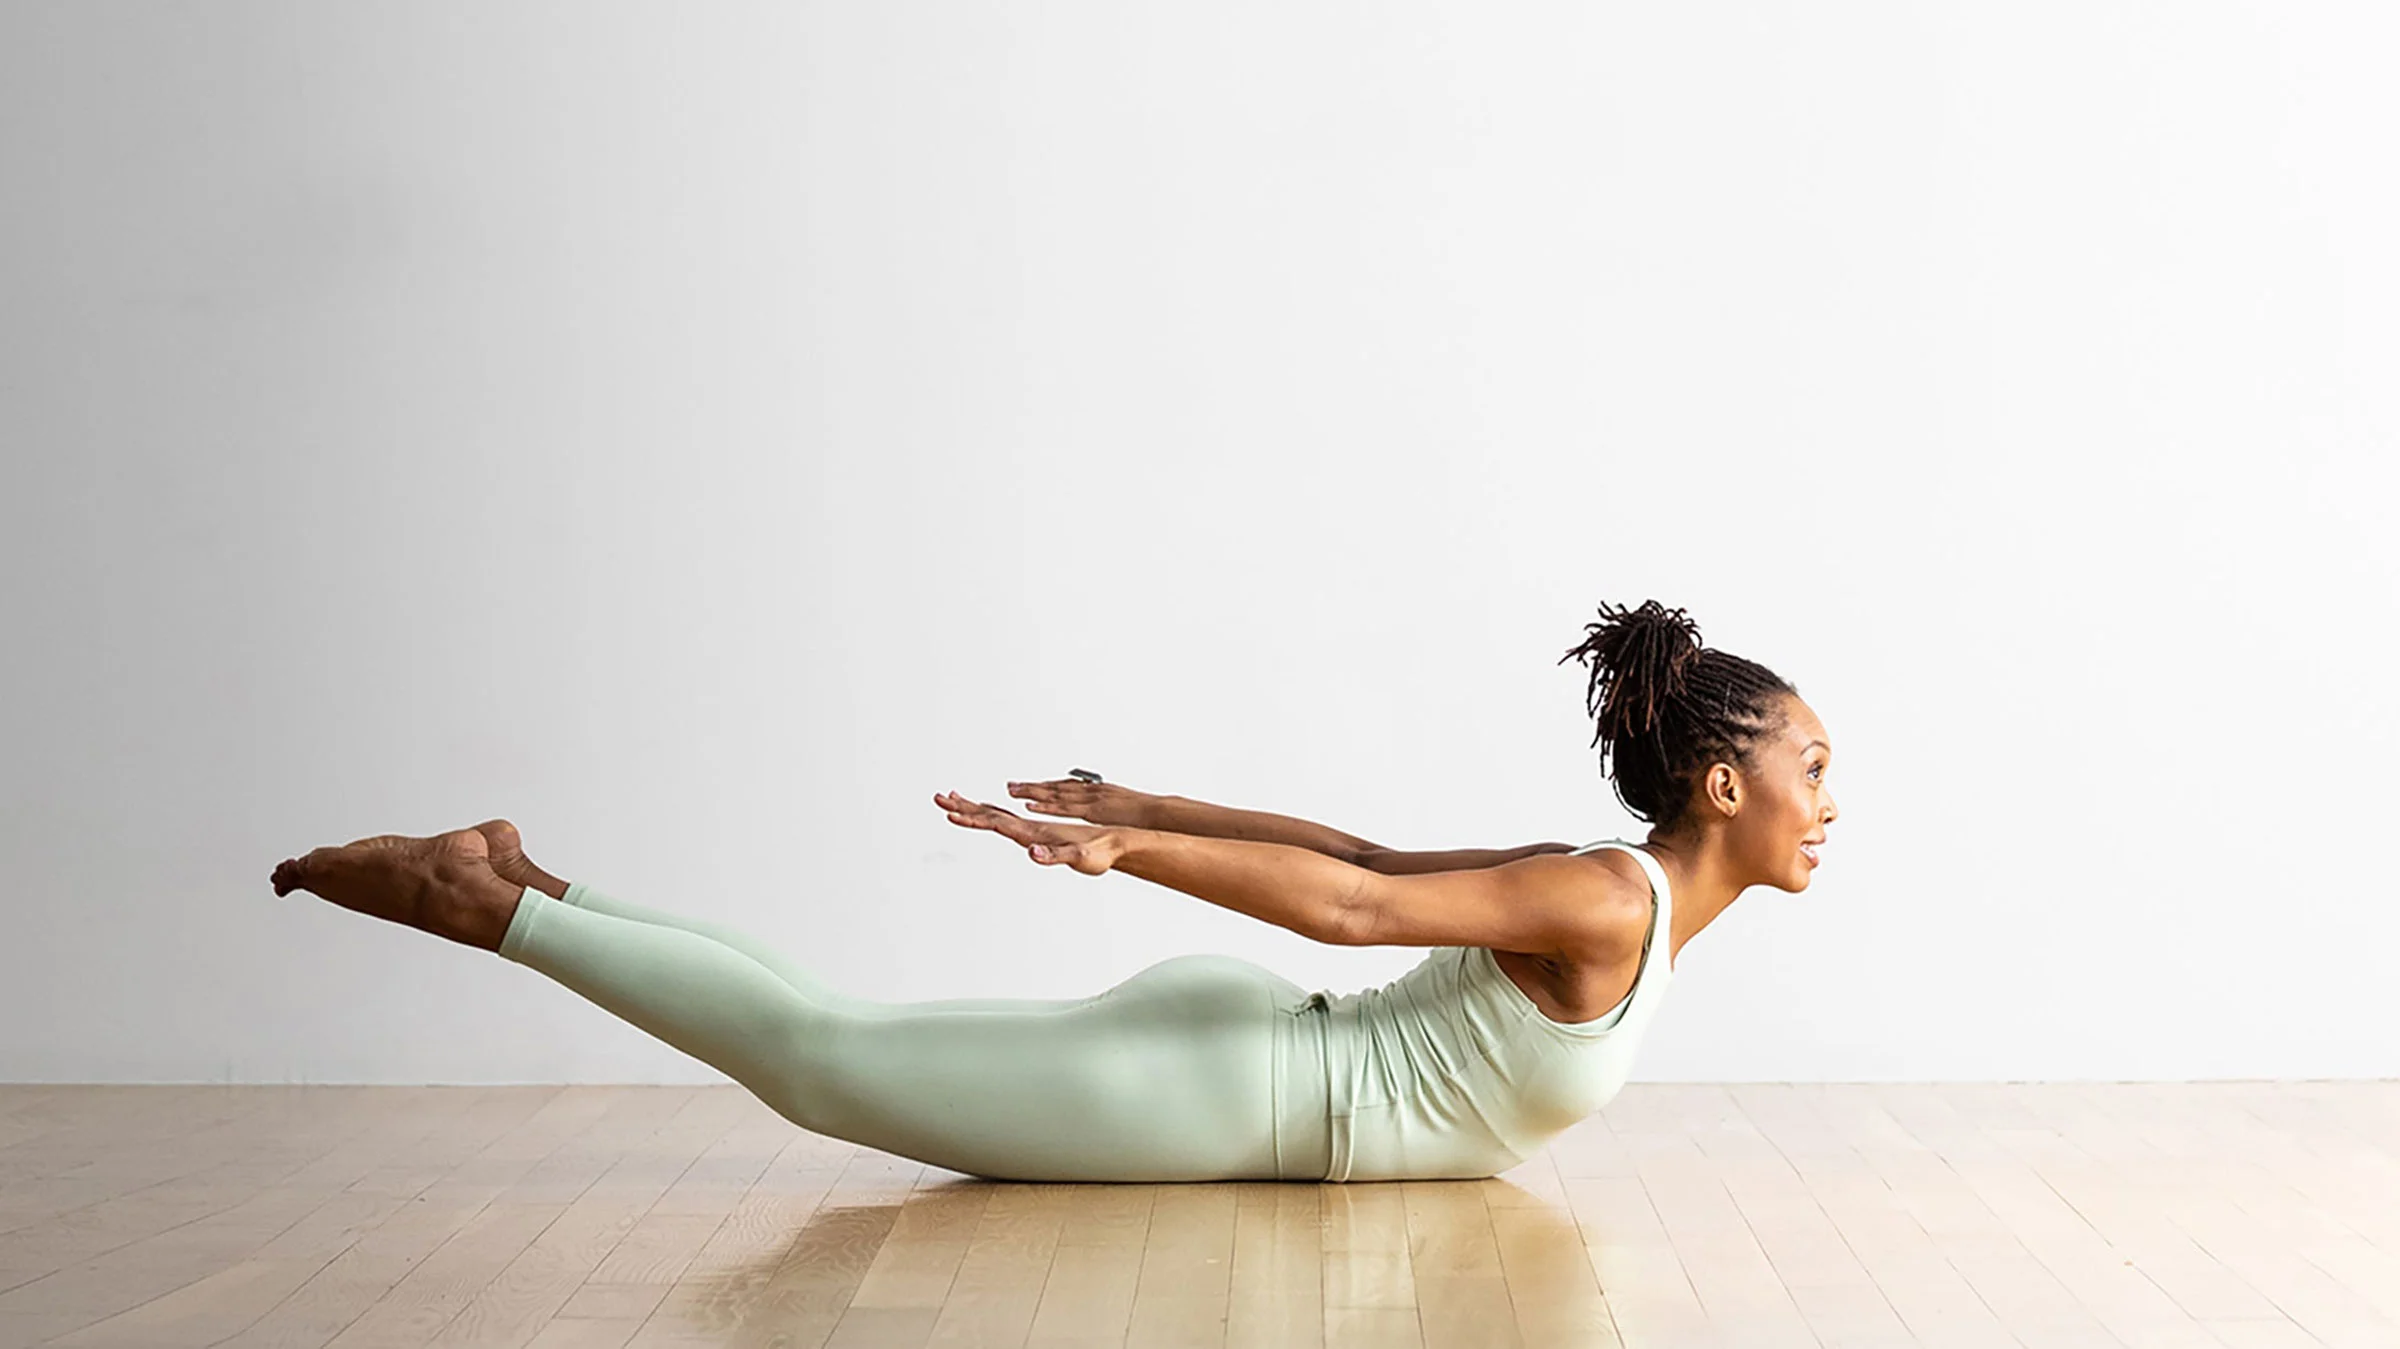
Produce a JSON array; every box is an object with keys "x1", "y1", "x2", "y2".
[{"x1": 1559, "y1": 599, "x2": 1705, "y2": 746}]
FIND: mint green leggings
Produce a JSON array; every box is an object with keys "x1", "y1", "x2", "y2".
[{"x1": 497, "y1": 883, "x2": 1335, "y2": 1182}]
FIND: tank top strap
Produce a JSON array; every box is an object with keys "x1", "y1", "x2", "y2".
[{"x1": 1573, "y1": 839, "x2": 1674, "y2": 981}]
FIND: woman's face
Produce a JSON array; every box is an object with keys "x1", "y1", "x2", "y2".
[{"x1": 1736, "y1": 694, "x2": 1839, "y2": 891}]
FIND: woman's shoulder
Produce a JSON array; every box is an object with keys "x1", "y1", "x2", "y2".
[{"x1": 1554, "y1": 845, "x2": 1656, "y2": 963}]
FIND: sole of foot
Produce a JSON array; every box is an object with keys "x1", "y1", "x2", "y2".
[{"x1": 270, "y1": 827, "x2": 524, "y2": 950}]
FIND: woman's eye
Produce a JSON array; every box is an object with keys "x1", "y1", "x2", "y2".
[{"x1": 1809, "y1": 765, "x2": 1823, "y2": 780}]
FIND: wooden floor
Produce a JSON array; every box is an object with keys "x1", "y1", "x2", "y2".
[{"x1": 0, "y1": 1084, "x2": 2392, "y2": 1349}]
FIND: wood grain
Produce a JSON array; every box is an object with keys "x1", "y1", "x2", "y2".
[{"x1": 0, "y1": 1082, "x2": 2387, "y2": 1348}]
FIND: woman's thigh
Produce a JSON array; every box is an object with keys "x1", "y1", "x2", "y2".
[{"x1": 777, "y1": 953, "x2": 1323, "y2": 1182}]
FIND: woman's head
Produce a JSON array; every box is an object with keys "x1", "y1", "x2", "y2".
[{"x1": 1560, "y1": 600, "x2": 1838, "y2": 890}]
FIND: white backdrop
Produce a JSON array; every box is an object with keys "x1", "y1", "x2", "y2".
[{"x1": 3, "y1": 2, "x2": 2393, "y2": 1085}]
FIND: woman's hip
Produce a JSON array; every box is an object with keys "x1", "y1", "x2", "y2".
[{"x1": 816, "y1": 952, "x2": 1336, "y2": 1182}]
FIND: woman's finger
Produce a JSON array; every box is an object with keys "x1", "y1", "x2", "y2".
[
  {"x1": 946, "y1": 809, "x2": 1019, "y2": 840},
  {"x1": 1008, "y1": 780, "x2": 1089, "y2": 802},
  {"x1": 938, "y1": 792, "x2": 1018, "y2": 832},
  {"x1": 939, "y1": 792, "x2": 1083, "y2": 854},
  {"x1": 958, "y1": 798, "x2": 1034, "y2": 840}
]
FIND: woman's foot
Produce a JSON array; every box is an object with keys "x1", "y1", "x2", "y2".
[
  {"x1": 469, "y1": 818, "x2": 570, "y2": 901},
  {"x1": 270, "y1": 828, "x2": 525, "y2": 951}
]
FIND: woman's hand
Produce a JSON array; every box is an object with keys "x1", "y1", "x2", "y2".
[
  {"x1": 935, "y1": 790, "x2": 1132, "y2": 876},
  {"x1": 1004, "y1": 774, "x2": 1163, "y2": 828}
]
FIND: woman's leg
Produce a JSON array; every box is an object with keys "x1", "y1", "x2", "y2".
[
  {"x1": 553, "y1": 881, "x2": 865, "y2": 1011},
  {"x1": 496, "y1": 886, "x2": 1332, "y2": 1182}
]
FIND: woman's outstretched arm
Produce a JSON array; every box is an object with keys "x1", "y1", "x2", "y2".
[
  {"x1": 1151, "y1": 796, "x2": 1578, "y2": 875},
  {"x1": 1106, "y1": 830, "x2": 1369, "y2": 942},
  {"x1": 1144, "y1": 794, "x2": 1387, "y2": 862},
  {"x1": 942, "y1": 793, "x2": 1593, "y2": 949},
  {"x1": 1109, "y1": 830, "x2": 1614, "y2": 954},
  {"x1": 1011, "y1": 779, "x2": 1572, "y2": 874}
]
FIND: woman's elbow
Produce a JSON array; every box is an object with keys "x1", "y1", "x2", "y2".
[{"x1": 1311, "y1": 877, "x2": 1380, "y2": 946}]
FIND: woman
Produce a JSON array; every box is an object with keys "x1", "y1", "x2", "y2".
[{"x1": 271, "y1": 600, "x2": 1838, "y2": 1182}]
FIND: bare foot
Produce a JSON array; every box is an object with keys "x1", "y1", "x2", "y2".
[
  {"x1": 470, "y1": 818, "x2": 570, "y2": 901},
  {"x1": 270, "y1": 828, "x2": 524, "y2": 950}
]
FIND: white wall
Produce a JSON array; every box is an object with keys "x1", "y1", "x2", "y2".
[{"x1": 3, "y1": 2, "x2": 2393, "y2": 1085}]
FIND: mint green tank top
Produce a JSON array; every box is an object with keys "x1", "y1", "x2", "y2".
[{"x1": 1309, "y1": 838, "x2": 1675, "y2": 1181}]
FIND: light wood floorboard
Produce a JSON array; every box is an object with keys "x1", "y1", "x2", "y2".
[{"x1": 0, "y1": 1082, "x2": 2389, "y2": 1348}]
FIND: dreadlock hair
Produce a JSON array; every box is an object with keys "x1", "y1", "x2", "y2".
[{"x1": 1558, "y1": 600, "x2": 1800, "y2": 835}]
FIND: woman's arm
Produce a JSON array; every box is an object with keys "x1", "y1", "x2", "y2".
[
  {"x1": 1351, "y1": 842, "x2": 1582, "y2": 873},
  {"x1": 1107, "y1": 829, "x2": 1375, "y2": 942},
  {"x1": 1107, "y1": 829, "x2": 1617, "y2": 954},
  {"x1": 1144, "y1": 794, "x2": 1386, "y2": 863},
  {"x1": 1015, "y1": 781, "x2": 1571, "y2": 874},
  {"x1": 1145, "y1": 796, "x2": 1577, "y2": 872},
  {"x1": 942, "y1": 793, "x2": 1605, "y2": 951}
]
